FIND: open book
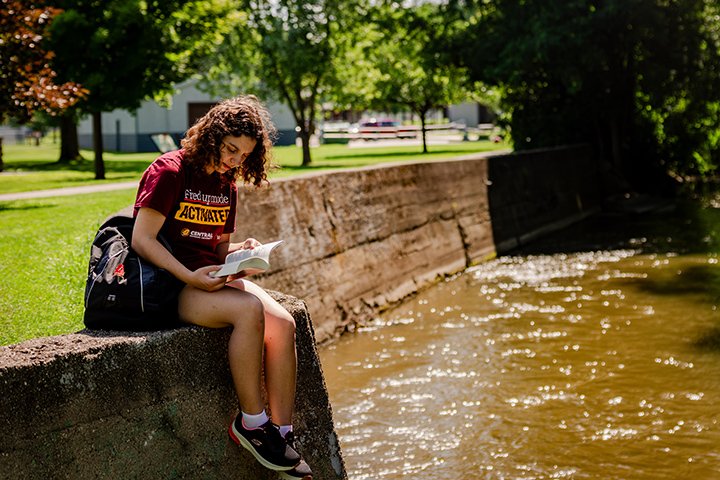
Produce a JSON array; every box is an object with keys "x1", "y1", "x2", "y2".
[{"x1": 211, "y1": 240, "x2": 284, "y2": 278}]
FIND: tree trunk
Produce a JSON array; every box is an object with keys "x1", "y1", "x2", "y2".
[
  {"x1": 420, "y1": 111, "x2": 428, "y2": 154},
  {"x1": 0, "y1": 137, "x2": 4, "y2": 173},
  {"x1": 59, "y1": 113, "x2": 81, "y2": 162},
  {"x1": 92, "y1": 111, "x2": 106, "y2": 180},
  {"x1": 299, "y1": 127, "x2": 312, "y2": 167}
]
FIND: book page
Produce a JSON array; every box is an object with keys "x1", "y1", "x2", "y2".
[
  {"x1": 225, "y1": 240, "x2": 284, "y2": 264},
  {"x1": 210, "y1": 240, "x2": 285, "y2": 277}
]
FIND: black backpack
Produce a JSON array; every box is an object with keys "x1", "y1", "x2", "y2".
[{"x1": 83, "y1": 214, "x2": 184, "y2": 331}]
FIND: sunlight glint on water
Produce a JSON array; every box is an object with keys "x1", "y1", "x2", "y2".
[{"x1": 320, "y1": 244, "x2": 720, "y2": 480}]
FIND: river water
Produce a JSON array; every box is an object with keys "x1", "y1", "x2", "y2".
[{"x1": 319, "y1": 193, "x2": 720, "y2": 480}]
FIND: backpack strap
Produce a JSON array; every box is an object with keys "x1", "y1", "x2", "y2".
[{"x1": 100, "y1": 213, "x2": 173, "y2": 253}]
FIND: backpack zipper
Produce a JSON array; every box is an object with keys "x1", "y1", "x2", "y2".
[
  {"x1": 85, "y1": 252, "x2": 111, "y2": 306},
  {"x1": 137, "y1": 257, "x2": 145, "y2": 313}
]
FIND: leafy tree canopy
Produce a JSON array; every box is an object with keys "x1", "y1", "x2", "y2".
[
  {"x1": 0, "y1": 0, "x2": 85, "y2": 123},
  {"x1": 362, "y1": 1, "x2": 473, "y2": 153},
  {"x1": 0, "y1": 0, "x2": 86, "y2": 171},
  {"x1": 48, "y1": 0, "x2": 231, "y2": 112},
  {"x1": 451, "y1": 0, "x2": 720, "y2": 191},
  {"x1": 199, "y1": 0, "x2": 365, "y2": 166},
  {"x1": 46, "y1": 0, "x2": 233, "y2": 177}
]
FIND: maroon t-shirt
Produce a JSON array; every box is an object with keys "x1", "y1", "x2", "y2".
[{"x1": 134, "y1": 150, "x2": 238, "y2": 271}]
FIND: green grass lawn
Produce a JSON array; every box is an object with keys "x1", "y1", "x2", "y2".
[
  {"x1": 1, "y1": 139, "x2": 509, "y2": 193},
  {"x1": 0, "y1": 138, "x2": 510, "y2": 346},
  {"x1": 0, "y1": 189, "x2": 137, "y2": 345},
  {"x1": 0, "y1": 143, "x2": 152, "y2": 193}
]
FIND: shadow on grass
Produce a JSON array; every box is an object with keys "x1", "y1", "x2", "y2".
[
  {"x1": 324, "y1": 149, "x2": 429, "y2": 161},
  {"x1": 51, "y1": 172, "x2": 142, "y2": 183},
  {"x1": 0, "y1": 202, "x2": 55, "y2": 212},
  {"x1": 278, "y1": 162, "x2": 371, "y2": 173},
  {"x1": 322, "y1": 147, "x2": 494, "y2": 161},
  {"x1": 6, "y1": 158, "x2": 151, "y2": 175}
]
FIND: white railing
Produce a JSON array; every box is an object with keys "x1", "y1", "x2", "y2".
[{"x1": 321, "y1": 122, "x2": 496, "y2": 143}]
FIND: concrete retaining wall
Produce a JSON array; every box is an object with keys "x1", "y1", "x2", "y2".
[
  {"x1": 0, "y1": 292, "x2": 345, "y2": 480},
  {"x1": 487, "y1": 145, "x2": 601, "y2": 252},
  {"x1": 233, "y1": 144, "x2": 601, "y2": 343}
]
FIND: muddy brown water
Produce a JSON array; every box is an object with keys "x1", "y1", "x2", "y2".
[{"x1": 320, "y1": 194, "x2": 720, "y2": 479}]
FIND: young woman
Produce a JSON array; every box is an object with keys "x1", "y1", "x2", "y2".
[{"x1": 131, "y1": 95, "x2": 312, "y2": 480}]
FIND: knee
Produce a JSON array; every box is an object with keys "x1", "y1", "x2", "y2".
[
  {"x1": 282, "y1": 310, "x2": 296, "y2": 335},
  {"x1": 234, "y1": 294, "x2": 265, "y2": 334},
  {"x1": 269, "y1": 309, "x2": 296, "y2": 340}
]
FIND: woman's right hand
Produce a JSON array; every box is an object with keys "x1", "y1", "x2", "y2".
[{"x1": 187, "y1": 265, "x2": 227, "y2": 292}]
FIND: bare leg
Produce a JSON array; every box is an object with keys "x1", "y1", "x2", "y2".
[
  {"x1": 178, "y1": 285, "x2": 266, "y2": 415},
  {"x1": 228, "y1": 279, "x2": 297, "y2": 426}
]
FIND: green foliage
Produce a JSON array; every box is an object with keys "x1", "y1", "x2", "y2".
[
  {"x1": 44, "y1": 0, "x2": 232, "y2": 177},
  {"x1": 48, "y1": 0, "x2": 231, "y2": 113},
  {"x1": 453, "y1": 0, "x2": 720, "y2": 189},
  {"x1": 0, "y1": 0, "x2": 86, "y2": 172},
  {"x1": 360, "y1": 2, "x2": 475, "y2": 152},
  {"x1": 368, "y1": 3, "x2": 471, "y2": 111},
  {"x1": 199, "y1": 0, "x2": 365, "y2": 166},
  {"x1": 0, "y1": 1, "x2": 86, "y2": 125}
]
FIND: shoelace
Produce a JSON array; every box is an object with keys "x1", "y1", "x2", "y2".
[{"x1": 254, "y1": 422, "x2": 286, "y2": 453}]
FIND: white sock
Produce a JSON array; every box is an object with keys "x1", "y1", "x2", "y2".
[
  {"x1": 279, "y1": 424, "x2": 293, "y2": 439},
  {"x1": 241, "y1": 410, "x2": 269, "y2": 429}
]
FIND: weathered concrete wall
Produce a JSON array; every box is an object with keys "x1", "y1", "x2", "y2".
[
  {"x1": 0, "y1": 292, "x2": 345, "y2": 480},
  {"x1": 233, "y1": 145, "x2": 600, "y2": 343}
]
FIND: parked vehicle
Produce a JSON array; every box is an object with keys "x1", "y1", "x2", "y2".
[{"x1": 356, "y1": 118, "x2": 416, "y2": 140}]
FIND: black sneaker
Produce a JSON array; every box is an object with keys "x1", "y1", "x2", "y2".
[
  {"x1": 229, "y1": 416, "x2": 300, "y2": 471},
  {"x1": 278, "y1": 432, "x2": 313, "y2": 480}
]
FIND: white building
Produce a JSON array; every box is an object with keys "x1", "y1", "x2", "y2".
[
  {"x1": 77, "y1": 81, "x2": 298, "y2": 152},
  {"x1": 0, "y1": 125, "x2": 33, "y2": 145},
  {"x1": 446, "y1": 102, "x2": 496, "y2": 127},
  {"x1": 77, "y1": 80, "x2": 493, "y2": 153}
]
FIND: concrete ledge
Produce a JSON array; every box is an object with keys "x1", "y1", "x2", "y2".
[{"x1": 0, "y1": 292, "x2": 345, "y2": 480}]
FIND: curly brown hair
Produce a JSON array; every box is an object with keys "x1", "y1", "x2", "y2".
[{"x1": 181, "y1": 95, "x2": 277, "y2": 186}]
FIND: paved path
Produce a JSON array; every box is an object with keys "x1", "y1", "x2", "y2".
[{"x1": 0, "y1": 181, "x2": 138, "y2": 202}]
